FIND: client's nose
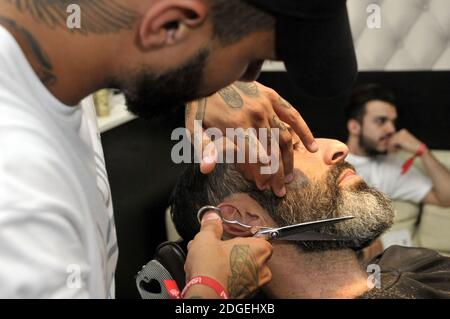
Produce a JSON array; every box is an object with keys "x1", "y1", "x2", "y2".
[{"x1": 318, "y1": 139, "x2": 349, "y2": 165}]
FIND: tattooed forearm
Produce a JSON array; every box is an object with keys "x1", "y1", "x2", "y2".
[
  {"x1": 234, "y1": 81, "x2": 259, "y2": 97},
  {"x1": 4, "y1": 0, "x2": 139, "y2": 34},
  {"x1": 219, "y1": 86, "x2": 244, "y2": 109},
  {"x1": 227, "y1": 245, "x2": 259, "y2": 299},
  {"x1": 0, "y1": 16, "x2": 56, "y2": 85}
]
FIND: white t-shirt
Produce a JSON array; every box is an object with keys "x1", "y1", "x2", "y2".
[
  {"x1": 346, "y1": 153, "x2": 432, "y2": 204},
  {"x1": 0, "y1": 26, "x2": 117, "y2": 298}
]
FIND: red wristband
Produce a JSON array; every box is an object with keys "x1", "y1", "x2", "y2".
[
  {"x1": 401, "y1": 143, "x2": 428, "y2": 175},
  {"x1": 416, "y1": 143, "x2": 428, "y2": 157},
  {"x1": 181, "y1": 276, "x2": 229, "y2": 299}
]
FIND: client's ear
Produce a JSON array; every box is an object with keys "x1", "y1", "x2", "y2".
[{"x1": 218, "y1": 203, "x2": 265, "y2": 238}]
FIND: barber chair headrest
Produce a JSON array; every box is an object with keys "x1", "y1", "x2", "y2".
[{"x1": 136, "y1": 241, "x2": 187, "y2": 299}]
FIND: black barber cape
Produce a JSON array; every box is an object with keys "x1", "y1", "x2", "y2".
[{"x1": 360, "y1": 245, "x2": 450, "y2": 298}]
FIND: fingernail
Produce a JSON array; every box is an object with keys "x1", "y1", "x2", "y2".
[
  {"x1": 285, "y1": 173, "x2": 294, "y2": 183},
  {"x1": 277, "y1": 187, "x2": 287, "y2": 197},
  {"x1": 310, "y1": 141, "x2": 319, "y2": 152},
  {"x1": 202, "y1": 156, "x2": 215, "y2": 164},
  {"x1": 202, "y1": 146, "x2": 217, "y2": 164},
  {"x1": 202, "y1": 212, "x2": 220, "y2": 223}
]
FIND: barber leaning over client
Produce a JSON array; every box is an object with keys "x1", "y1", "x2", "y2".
[{"x1": 0, "y1": 0, "x2": 359, "y2": 298}]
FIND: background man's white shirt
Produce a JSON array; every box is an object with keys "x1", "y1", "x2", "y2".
[
  {"x1": 346, "y1": 153, "x2": 432, "y2": 203},
  {"x1": 0, "y1": 26, "x2": 117, "y2": 298}
]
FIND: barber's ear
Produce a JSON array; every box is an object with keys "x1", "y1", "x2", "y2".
[
  {"x1": 218, "y1": 203, "x2": 264, "y2": 238},
  {"x1": 347, "y1": 119, "x2": 361, "y2": 136},
  {"x1": 139, "y1": 0, "x2": 207, "y2": 50}
]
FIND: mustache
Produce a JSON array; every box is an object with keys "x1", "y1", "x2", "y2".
[
  {"x1": 379, "y1": 133, "x2": 394, "y2": 141},
  {"x1": 328, "y1": 161, "x2": 358, "y2": 184}
]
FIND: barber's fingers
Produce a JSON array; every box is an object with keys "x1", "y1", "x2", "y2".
[
  {"x1": 268, "y1": 149, "x2": 286, "y2": 197},
  {"x1": 251, "y1": 123, "x2": 286, "y2": 197},
  {"x1": 186, "y1": 100, "x2": 217, "y2": 174},
  {"x1": 269, "y1": 115, "x2": 294, "y2": 183},
  {"x1": 199, "y1": 211, "x2": 224, "y2": 239},
  {"x1": 235, "y1": 131, "x2": 271, "y2": 190},
  {"x1": 191, "y1": 126, "x2": 217, "y2": 174},
  {"x1": 272, "y1": 98, "x2": 318, "y2": 153}
]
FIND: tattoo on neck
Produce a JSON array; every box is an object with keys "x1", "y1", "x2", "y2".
[
  {"x1": 4, "y1": 0, "x2": 139, "y2": 34},
  {"x1": 227, "y1": 245, "x2": 259, "y2": 298},
  {"x1": 0, "y1": 16, "x2": 56, "y2": 86},
  {"x1": 219, "y1": 86, "x2": 244, "y2": 109},
  {"x1": 234, "y1": 81, "x2": 259, "y2": 97}
]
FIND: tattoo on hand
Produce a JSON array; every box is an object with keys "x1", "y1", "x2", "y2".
[
  {"x1": 0, "y1": 16, "x2": 56, "y2": 85},
  {"x1": 273, "y1": 115, "x2": 287, "y2": 131},
  {"x1": 227, "y1": 245, "x2": 259, "y2": 299},
  {"x1": 279, "y1": 97, "x2": 292, "y2": 109},
  {"x1": 219, "y1": 86, "x2": 244, "y2": 109},
  {"x1": 234, "y1": 81, "x2": 259, "y2": 97},
  {"x1": 5, "y1": 0, "x2": 139, "y2": 34}
]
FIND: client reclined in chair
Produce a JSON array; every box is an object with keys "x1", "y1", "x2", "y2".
[{"x1": 170, "y1": 130, "x2": 450, "y2": 299}]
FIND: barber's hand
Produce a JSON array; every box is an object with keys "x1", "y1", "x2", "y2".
[
  {"x1": 388, "y1": 129, "x2": 423, "y2": 154},
  {"x1": 184, "y1": 211, "x2": 273, "y2": 299},
  {"x1": 186, "y1": 81, "x2": 318, "y2": 197}
]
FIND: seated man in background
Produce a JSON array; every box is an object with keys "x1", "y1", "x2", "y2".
[
  {"x1": 170, "y1": 132, "x2": 450, "y2": 298},
  {"x1": 346, "y1": 83, "x2": 450, "y2": 207},
  {"x1": 345, "y1": 83, "x2": 450, "y2": 257}
]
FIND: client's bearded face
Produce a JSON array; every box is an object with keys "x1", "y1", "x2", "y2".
[{"x1": 262, "y1": 161, "x2": 394, "y2": 251}]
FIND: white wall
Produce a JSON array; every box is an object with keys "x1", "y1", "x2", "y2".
[{"x1": 263, "y1": 0, "x2": 450, "y2": 71}]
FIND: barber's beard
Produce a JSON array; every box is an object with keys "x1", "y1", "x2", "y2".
[
  {"x1": 110, "y1": 49, "x2": 209, "y2": 122},
  {"x1": 271, "y1": 162, "x2": 394, "y2": 252},
  {"x1": 359, "y1": 130, "x2": 387, "y2": 157}
]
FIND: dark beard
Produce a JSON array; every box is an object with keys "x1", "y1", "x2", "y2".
[
  {"x1": 249, "y1": 162, "x2": 394, "y2": 252},
  {"x1": 359, "y1": 130, "x2": 387, "y2": 157},
  {"x1": 110, "y1": 49, "x2": 209, "y2": 123}
]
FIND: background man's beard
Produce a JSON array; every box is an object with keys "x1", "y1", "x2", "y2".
[
  {"x1": 359, "y1": 130, "x2": 387, "y2": 156},
  {"x1": 267, "y1": 161, "x2": 394, "y2": 252},
  {"x1": 111, "y1": 49, "x2": 209, "y2": 123}
]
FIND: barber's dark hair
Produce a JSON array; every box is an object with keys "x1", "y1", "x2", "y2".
[
  {"x1": 345, "y1": 83, "x2": 397, "y2": 123},
  {"x1": 210, "y1": 0, "x2": 276, "y2": 45}
]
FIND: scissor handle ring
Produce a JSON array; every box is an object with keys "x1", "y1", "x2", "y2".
[{"x1": 197, "y1": 205, "x2": 222, "y2": 224}]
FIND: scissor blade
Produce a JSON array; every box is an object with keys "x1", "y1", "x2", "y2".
[
  {"x1": 274, "y1": 216, "x2": 354, "y2": 240},
  {"x1": 275, "y1": 231, "x2": 354, "y2": 242}
]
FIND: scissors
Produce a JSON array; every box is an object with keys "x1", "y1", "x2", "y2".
[{"x1": 197, "y1": 205, "x2": 355, "y2": 242}]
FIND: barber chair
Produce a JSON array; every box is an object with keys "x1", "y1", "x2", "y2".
[{"x1": 136, "y1": 241, "x2": 187, "y2": 299}]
